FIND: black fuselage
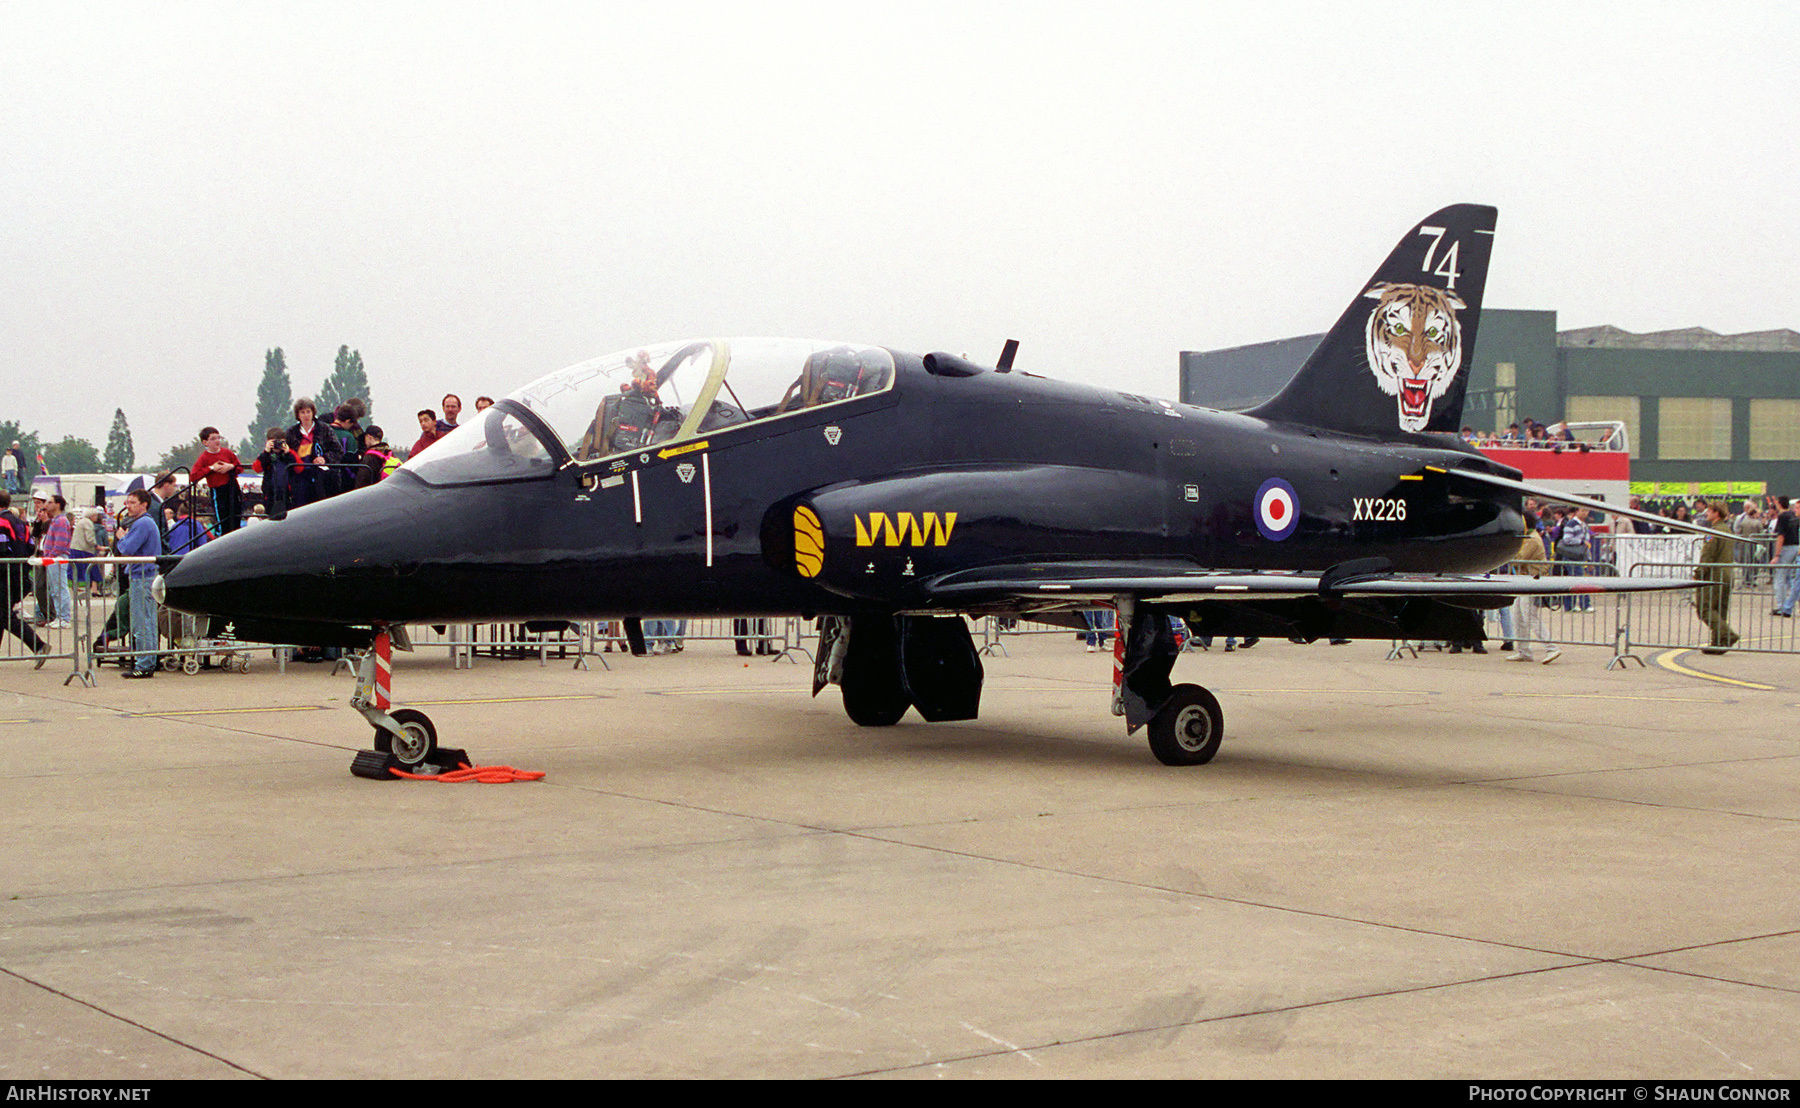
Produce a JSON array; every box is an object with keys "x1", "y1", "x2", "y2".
[{"x1": 162, "y1": 354, "x2": 1523, "y2": 629}]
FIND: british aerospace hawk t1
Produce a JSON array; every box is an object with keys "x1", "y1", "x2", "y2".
[{"x1": 162, "y1": 204, "x2": 1710, "y2": 768}]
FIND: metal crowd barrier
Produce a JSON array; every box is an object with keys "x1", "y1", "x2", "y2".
[
  {"x1": 980, "y1": 613, "x2": 1115, "y2": 657},
  {"x1": 1624, "y1": 562, "x2": 1799, "y2": 657},
  {"x1": 1401, "y1": 557, "x2": 1787, "y2": 666},
  {"x1": 17, "y1": 554, "x2": 278, "y2": 686},
  {"x1": 1475, "y1": 559, "x2": 1628, "y2": 658},
  {"x1": 601, "y1": 617, "x2": 816, "y2": 664},
  {"x1": 392, "y1": 616, "x2": 815, "y2": 670},
  {"x1": 1, "y1": 556, "x2": 86, "y2": 684},
  {"x1": 981, "y1": 571, "x2": 1793, "y2": 671},
  {"x1": 384, "y1": 621, "x2": 602, "y2": 672}
]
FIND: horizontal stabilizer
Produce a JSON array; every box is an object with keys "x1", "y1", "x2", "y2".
[{"x1": 1434, "y1": 467, "x2": 1751, "y2": 544}]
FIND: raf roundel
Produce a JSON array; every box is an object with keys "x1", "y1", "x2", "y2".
[{"x1": 1254, "y1": 478, "x2": 1299, "y2": 541}]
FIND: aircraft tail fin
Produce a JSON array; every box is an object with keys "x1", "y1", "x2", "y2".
[{"x1": 1248, "y1": 204, "x2": 1497, "y2": 438}]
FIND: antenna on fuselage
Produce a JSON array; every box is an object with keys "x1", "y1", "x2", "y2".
[{"x1": 996, "y1": 339, "x2": 1019, "y2": 372}]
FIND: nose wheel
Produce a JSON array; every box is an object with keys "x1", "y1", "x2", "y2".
[{"x1": 375, "y1": 708, "x2": 439, "y2": 767}]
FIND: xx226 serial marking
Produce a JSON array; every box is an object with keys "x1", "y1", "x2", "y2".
[{"x1": 1352, "y1": 497, "x2": 1407, "y2": 522}]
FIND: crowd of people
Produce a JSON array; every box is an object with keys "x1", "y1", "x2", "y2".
[
  {"x1": 1459, "y1": 418, "x2": 1627, "y2": 452},
  {"x1": 243, "y1": 393, "x2": 490, "y2": 519},
  {"x1": 0, "y1": 390, "x2": 500, "y2": 676},
  {"x1": 1474, "y1": 492, "x2": 1800, "y2": 660}
]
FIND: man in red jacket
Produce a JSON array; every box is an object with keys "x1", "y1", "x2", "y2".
[{"x1": 411, "y1": 409, "x2": 441, "y2": 458}]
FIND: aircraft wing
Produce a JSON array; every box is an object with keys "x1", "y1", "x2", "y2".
[{"x1": 920, "y1": 559, "x2": 1702, "y2": 609}]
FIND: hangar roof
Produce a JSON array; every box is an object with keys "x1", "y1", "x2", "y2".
[{"x1": 1558, "y1": 325, "x2": 1800, "y2": 351}]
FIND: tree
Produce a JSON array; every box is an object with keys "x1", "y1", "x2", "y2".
[
  {"x1": 248, "y1": 347, "x2": 293, "y2": 451},
  {"x1": 153, "y1": 435, "x2": 206, "y2": 477},
  {"x1": 317, "y1": 346, "x2": 371, "y2": 422},
  {"x1": 0, "y1": 420, "x2": 44, "y2": 476},
  {"x1": 43, "y1": 436, "x2": 101, "y2": 474},
  {"x1": 103, "y1": 409, "x2": 134, "y2": 471}
]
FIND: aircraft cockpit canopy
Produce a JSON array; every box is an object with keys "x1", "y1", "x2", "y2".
[
  {"x1": 398, "y1": 338, "x2": 895, "y2": 487},
  {"x1": 513, "y1": 338, "x2": 896, "y2": 464},
  {"x1": 397, "y1": 407, "x2": 557, "y2": 487}
]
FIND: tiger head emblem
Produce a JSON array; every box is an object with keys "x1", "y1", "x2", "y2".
[{"x1": 1363, "y1": 282, "x2": 1466, "y2": 432}]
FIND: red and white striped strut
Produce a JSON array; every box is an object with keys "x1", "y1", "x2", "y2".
[
  {"x1": 373, "y1": 630, "x2": 392, "y2": 712},
  {"x1": 1110, "y1": 597, "x2": 1129, "y2": 718}
]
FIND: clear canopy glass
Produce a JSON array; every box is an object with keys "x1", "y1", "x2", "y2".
[
  {"x1": 509, "y1": 338, "x2": 895, "y2": 463},
  {"x1": 398, "y1": 338, "x2": 895, "y2": 486},
  {"x1": 399, "y1": 407, "x2": 555, "y2": 486}
]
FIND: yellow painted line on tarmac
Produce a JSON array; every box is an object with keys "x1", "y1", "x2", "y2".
[
  {"x1": 1495, "y1": 693, "x2": 1719, "y2": 702},
  {"x1": 1652, "y1": 649, "x2": 1777, "y2": 691},
  {"x1": 1231, "y1": 688, "x2": 1717, "y2": 703},
  {"x1": 128, "y1": 705, "x2": 330, "y2": 718},
  {"x1": 1227, "y1": 688, "x2": 1433, "y2": 695},
  {"x1": 407, "y1": 694, "x2": 607, "y2": 706},
  {"x1": 133, "y1": 695, "x2": 610, "y2": 715},
  {"x1": 656, "y1": 687, "x2": 803, "y2": 697}
]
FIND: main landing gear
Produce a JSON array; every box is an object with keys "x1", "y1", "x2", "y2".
[
  {"x1": 815, "y1": 614, "x2": 984, "y2": 727},
  {"x1": 348, "y1": 628, "x2": 468, "y2": 780},
  {"x1": 1114, "y1": 597, "x2": 1226, "y2": 766},
  {"x1": 818, "y1": 607, "x2": 1224, "y2": 766}
]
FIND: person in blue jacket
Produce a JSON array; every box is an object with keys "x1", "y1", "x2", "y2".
[{"x1": 114, "y1": 489, "x2": 161, "y2": 679}]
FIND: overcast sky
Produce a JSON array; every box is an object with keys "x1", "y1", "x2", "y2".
[{"x1": 2, "y1": 1, "x2": 1795, "y2": 460}]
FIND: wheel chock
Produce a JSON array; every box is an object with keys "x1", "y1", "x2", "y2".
[
  {"x1": 350, "y1": 750, "x2": 401, "y2": 780},
  {"x1": 349, "y1": 747, "x2": 475, "y2": 781},
  {"x1": 421, "y1": 748, "x2": 472, "y2": 775}
]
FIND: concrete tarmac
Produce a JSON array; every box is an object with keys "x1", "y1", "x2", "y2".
[{"x1": 0, "y1": 631, "x2": 1796, "y2": 1079}]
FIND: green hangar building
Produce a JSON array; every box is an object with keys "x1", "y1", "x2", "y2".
[{"x1": 1180, "y1": 310, "x2": 1800, "y2": 497}]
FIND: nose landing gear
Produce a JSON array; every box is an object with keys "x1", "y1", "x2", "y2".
[{"x1": 348, "y1": 628, "x2": 469, "y2": 780}]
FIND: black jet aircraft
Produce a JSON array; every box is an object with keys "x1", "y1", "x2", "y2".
[{"x1": 162, "y1": 204, "x2": 1714, "y2": 769}]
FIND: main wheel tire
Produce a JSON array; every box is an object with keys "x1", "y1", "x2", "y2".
[
  {"x1": 1146, "y1": 684, "x2": 1223, "y2": 766},
  {"x1": 842, "y1": 677, "x2": 909, "y2": 727},
  {"x1": 839, "y1": 616, "x2": 910, "y2": 727},
  {"x1": 378, "y1": 708, "x2": 439, "y2": 767}
]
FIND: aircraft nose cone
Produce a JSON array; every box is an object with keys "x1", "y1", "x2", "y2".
[
  {"x1": 160, "y1": 519, "x2": 293, "y2": 619},
  {"x1": 160, "y1": 472, "x2": 581, "y2": 630},
  {"x1": 161, "y1": 482, "x2": 425, "y2": 623}
]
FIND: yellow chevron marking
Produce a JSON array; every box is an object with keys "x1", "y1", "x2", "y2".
[{"x1": 854, "y1": 511, "x2": 957, "y2": 548}]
